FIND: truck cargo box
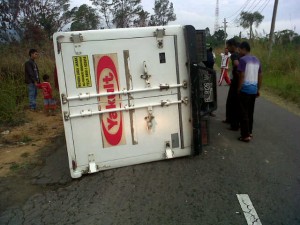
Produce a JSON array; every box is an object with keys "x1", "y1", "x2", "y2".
[{"x1": 53, "y1": 25, "x2": 216, "y2": 178}]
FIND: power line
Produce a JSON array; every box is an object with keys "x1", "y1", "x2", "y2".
[
  {"x1": 225, "y1": 0, "x2": 250, "y2": 19},
  {"x1": 258, "y1": 0, "x2": 271, "y2": 13},
  {"x1": 245, "y1": 0, "x2": 262, "y2": 13}
]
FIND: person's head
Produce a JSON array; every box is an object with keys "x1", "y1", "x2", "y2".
[
  {"x1": 224, "y1": 48, "x2": 229, "y2": 54},
  {"x1": 42, "y1": 74, "x2": 50, "y2": 82},
  {"x1": 208, "y1": 47, "x2": 213, "y2": 52},
  {"x1": 239, "y1": 41, "x2": 251, "y2": 56},
  {"x1": 226, "y1": 38, "x2": 239, "y2": 53},
  {"x1": 29, "y1": 49, "x2": 38, "y2": 60}
]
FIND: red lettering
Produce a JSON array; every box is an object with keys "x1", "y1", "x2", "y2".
[
  {"x1": 96, "y1": 55, "x2": 123, "y2": 146},
  {"x1": 110, "y1": 112, "x2": 118, "y2": 120}
]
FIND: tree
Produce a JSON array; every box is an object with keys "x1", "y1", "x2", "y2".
[
  {"x1": 111, "y1": 0, "x2": 143, "y2": 28},
  {"x1": 0, "y1": 0, "x2": 22, "y2": 42},
  {"x1": 239, "y1": 11, "x2": 264, "y2": 40},
  {"x1": 0, "y1": 0, "x2": 73, "y2": 43},
  {"x1": 70, "y1": 4, "x2": 100, "y2": 31},
  {"x1": 149, "y1": 0, "x2": 176, "y2": 26},
  {"x1": 133, "y1": 9, "x2": 150, "y2": 27},
  {"x1": 91, "y1": 0, "x2": 113, "y2": 28}
]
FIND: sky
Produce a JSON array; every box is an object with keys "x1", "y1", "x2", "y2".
[{"x1": 70, "y1": 0, "x2": 300, "y2": 38}]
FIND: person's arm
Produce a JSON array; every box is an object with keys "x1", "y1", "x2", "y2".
[
  {"x1": 238, "y1": 71, "x2": 244, "y2": 92},
  {"x1": 257, "y1": 72, "x2": 262, "y2": 97}
]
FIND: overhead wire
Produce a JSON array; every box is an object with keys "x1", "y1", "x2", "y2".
[
  {"x1": 245, "y1": 0, "x2": 261, "y2": 13},
  {"x1": 225, "y1": 0, "x2": 250, "y2": 19},
  {"x1": 257, "y1": 0, "x2": 271, "y2": 13},
  {"x1": 228, "y1": 0, "x2": 266, "y2": 24}
]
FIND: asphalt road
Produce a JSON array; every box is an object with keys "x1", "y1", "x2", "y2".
[{"x1": 1, "y1": 85, "x2": 300, "y2": 225}]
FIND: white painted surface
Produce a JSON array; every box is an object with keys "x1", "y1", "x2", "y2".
[
  {"x1": 237, "y1": 194, "x2": 262, "y2": 225},
  {"x1": 53, "y1": 26, "x2": 193, "y2": 178}
]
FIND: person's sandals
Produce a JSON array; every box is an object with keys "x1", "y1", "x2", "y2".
[{"x1": 238, "y1": 136, "x2": 251, "y2": 142}]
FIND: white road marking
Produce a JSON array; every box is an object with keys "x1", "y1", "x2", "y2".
[{"x1": 237, "y1": 194, "x2": 262, "y2": 225}]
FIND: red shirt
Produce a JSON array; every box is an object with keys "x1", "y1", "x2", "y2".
[{"x1": 36, "y1": 82, "x2": 53, "y2": 99}]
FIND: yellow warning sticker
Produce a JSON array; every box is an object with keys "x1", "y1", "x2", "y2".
[{"x1": 73, "y1": 55, "x2": 92, "y2": 88}]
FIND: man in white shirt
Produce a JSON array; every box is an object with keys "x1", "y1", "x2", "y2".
[{"x1": 218, "y1": 48, "x2": 231, "y2": 86}]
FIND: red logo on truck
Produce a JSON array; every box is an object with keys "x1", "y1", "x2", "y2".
[{"x1": 96, "y1": 55, "x2": 123, "y2": 146}]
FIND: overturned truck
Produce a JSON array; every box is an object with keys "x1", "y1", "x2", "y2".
[{"x1": 53, "y1": 25, "x2": 217, "y2": 178}]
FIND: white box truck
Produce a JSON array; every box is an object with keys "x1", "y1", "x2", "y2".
[{"x1": 53, "y1": 25, "x2": 217, "y2": 178}]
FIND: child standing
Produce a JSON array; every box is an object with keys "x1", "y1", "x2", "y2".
[{"x1": 36, "y1": 74, "x2": 56, "y2": 115}]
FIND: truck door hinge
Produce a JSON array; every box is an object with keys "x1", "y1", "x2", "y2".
[
  {"x1": 140, "y1": 61, "x2": 151, "y2": 87},
  {"x1": 154, "y1": 28, "x2": 165, "y2": 49},
  {"x1": 61, "y1": 93, "x2": 68, "y2": 104},
  {"x1": 63, "y1": 111, "x2": 70, "y2": 121},
  {"x1": 165, "y1": 141, "x2": 174, "y2": 159},
  {"x1": 56, "y1": 35, "x2": 64, "y2": 54},
  {"x1": 70, "y1": 33, "x2": 83, "y2": 55},
  {"x1": 88, "y1": 154, "x2": 97, "y2": 173}
]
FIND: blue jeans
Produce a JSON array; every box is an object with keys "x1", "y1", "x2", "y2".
[{"x1": 28, "y1": 83, "x2": 37, "y2": 110}]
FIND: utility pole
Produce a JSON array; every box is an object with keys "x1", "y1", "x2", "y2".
[
  {"x1": 224, "y1": 18, "x2": 228, "y2": 48},
  {"x1": 214, "y1": 0, "x2": 219, "y2": 33},
  {"x1": 268, "y1": 0, "x2": 279, "y2": 60}
]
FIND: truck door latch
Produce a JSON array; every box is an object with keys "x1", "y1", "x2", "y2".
[
  {"x1": 140, "y1": 61, "x2": 151, "y2": 87},
  {"x1": 165, "y1": 141, "x2": 174, "y2": 159},
  {"x1": 70, "y1": 33, "x2": 83, "y2": 55},
  {"x1": 145, "y1": 107, "x2": 155, "y2": 131},
  {"x1": 154, "y1": 28, "x2": 165, "y2": 49},
  {"x1": 88, "y1": 154, "x2": 97, "y2": 173}
]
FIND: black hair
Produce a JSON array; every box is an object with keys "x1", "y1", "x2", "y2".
[
  {"x1": 29, "y1": 48, "x2": 38, "y2": 57},
  {"x1": 42, "y1": 74, "x2": 49, "y2": 81},
  {"x1": 226, "y1": 38, "x2": 239, "y2": 47},
  {"x1": 239, "y1": 41, "x2": 251, "y2": 52}
]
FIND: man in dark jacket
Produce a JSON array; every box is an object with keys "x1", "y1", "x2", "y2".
[{"x1": 25, "y1": 49, "x2": 40, "y2": 111}]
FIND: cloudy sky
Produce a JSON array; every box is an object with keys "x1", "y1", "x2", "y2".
[{"x1": 70, "y1": 0, "x2": 300, "y2": 37}]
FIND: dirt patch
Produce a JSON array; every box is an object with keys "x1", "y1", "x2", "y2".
[{"x1": 0, "y1": 110, "x2": 64, "y2": 177}]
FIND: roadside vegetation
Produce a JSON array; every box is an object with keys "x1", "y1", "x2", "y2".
[{"x1": 0, "y1": 42, "x2": 55, "y2": 125}]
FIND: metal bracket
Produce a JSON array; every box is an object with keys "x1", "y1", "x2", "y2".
[
  {"x1": 159, "y1": 83, "x2": 170, "y2": 91},
  {"x1": 63, "y1": 111, "x2": 70, "y2": 121},
  {"x1": 145, "y1": 106, "x2": 155, "y2": 130},
  {"x1": 154, "y1": 28, "x2": 165, "y2": 48},
  {"x1": 80, "y1": 109, "x2": 92, "y2": 117},
  {"x1": 165, "y1": 141, "x2": 174, "y2": 159},
  {"x1": 61, "y1": 93, "x2": 68, "y2": 104},
  {"x1": 140, "y1": 61, "x2": 151, "y2": 87},
  {"x1": 182, "y1": 97, "x2": 189, "y2": 105},
  {"x1": 70, "y1": 33, "x2": 83, "y2": 55},
  {"x1": 161, "y1": 100, "x2": 170, "y2": 107},
  {"x1": 56, "y1": 35, "x2": 64, "y2": 54},
  {"x1": 88, "y1": 154, "x2": 97, "y2": 173},
  {"x1": 78, "y1": 92, "x2": 91, "y2": 100},
  {"x1": 183, "y1": 80, "x2": 188, "y2": 89}
]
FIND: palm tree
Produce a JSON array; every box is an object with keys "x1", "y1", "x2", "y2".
[{"x1": 239, "y1": 11, "x2": 264, "y2": 40}]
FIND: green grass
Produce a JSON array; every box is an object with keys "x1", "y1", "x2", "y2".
[
  {"x1": 253, "y1": 43, "x2": 300, "y2": 107},
  {"x1": 0, "y1": 41, "x2": 57, "y2": 125},
  {"x1": 216, "y1": 41, "x2": 300, "y2": 107}
]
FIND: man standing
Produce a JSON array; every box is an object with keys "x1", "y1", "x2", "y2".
[
  {"x1": 218, "y1": 48, "x2": 231, "y2": 86},
  {"x1": 237, "y1": 41, "x2": 262, "y2": 142},
  {"x1": 224, "y1": 38, "x2": 240, "y2": 130},
  {"x1": 25, "y1": 49, "x2": 40, "y2": 111}
]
